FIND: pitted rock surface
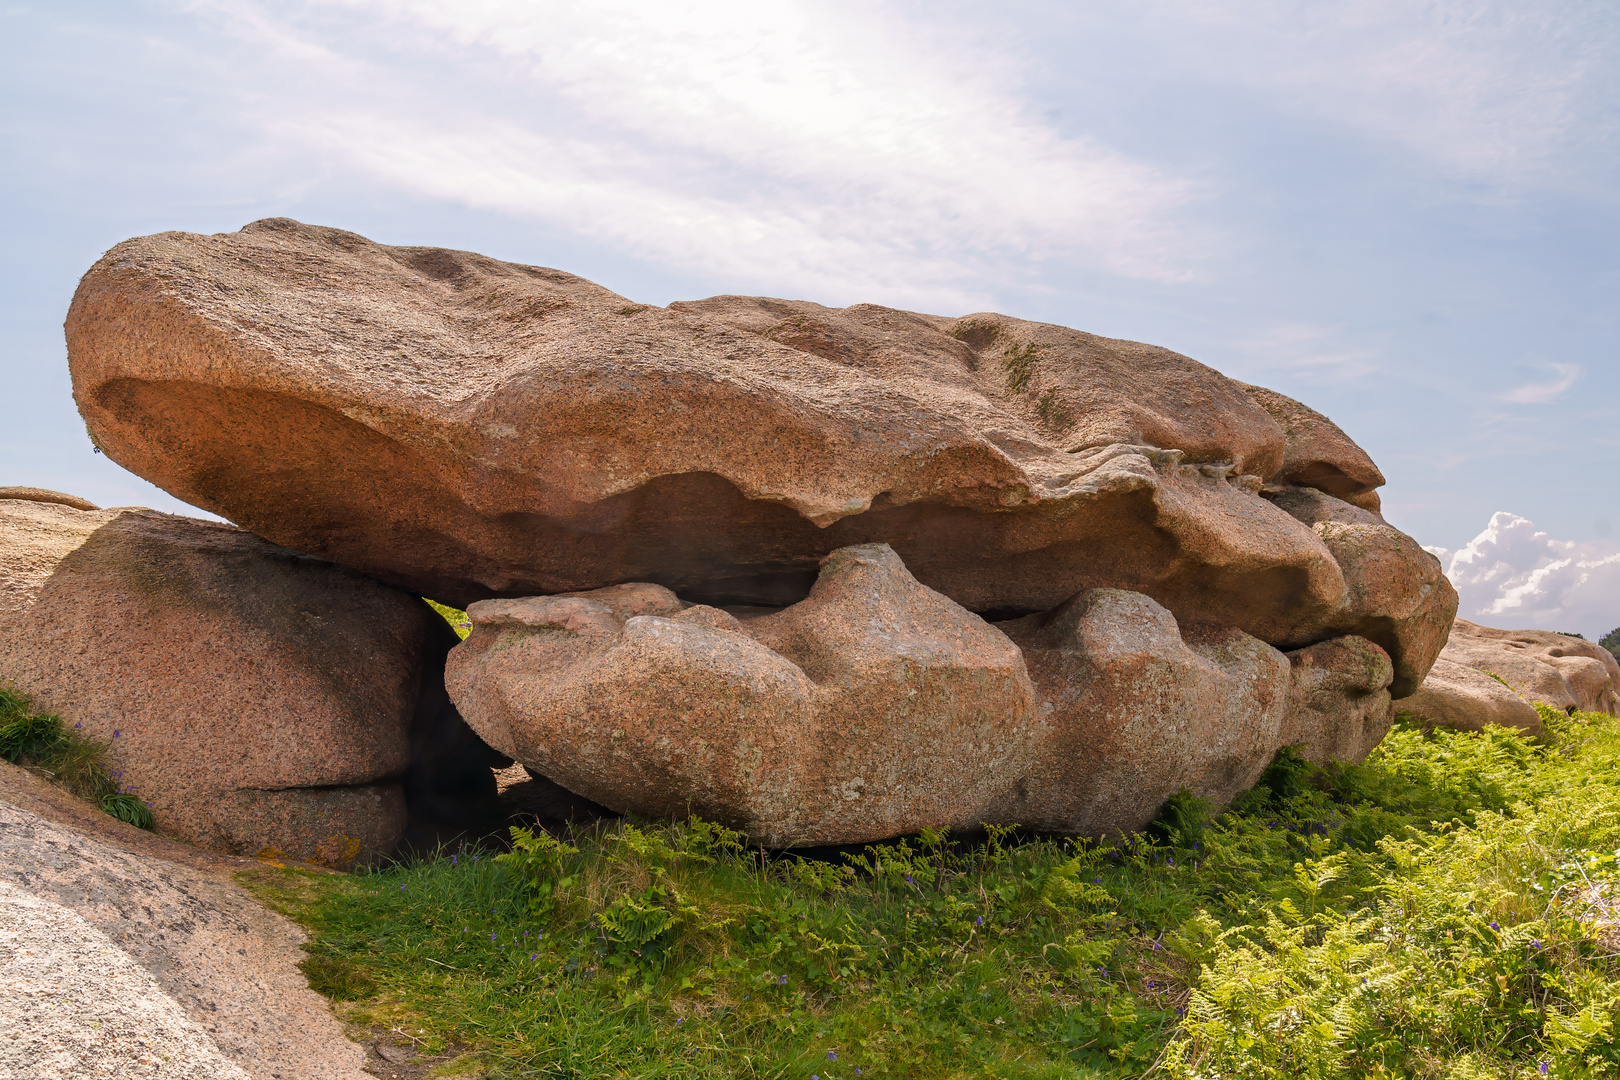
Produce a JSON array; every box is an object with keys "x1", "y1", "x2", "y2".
[
  {"x1": 0, "y1": 497, "x2": 433, "y2": 865},
  {"x1": 70, "y1": 219, "x2": 1442, "y2": 670},
  {"x1": 1277, "y1": 635, "x2": 1395, "y2": 763},
  {"x1": 0, "y1": 794, "x2": 367, "y2": 1080},
  {"x1": 448, "y1": 545, "x2": 1040, "y2": 846}
]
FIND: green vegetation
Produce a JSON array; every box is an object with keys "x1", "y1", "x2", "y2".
[
  {"x1": 245, "y1": 711, "x2": 1620, "y2": 1079},
  {"x1": 0, "y1": 685, "x2": 155, "y2": 828},
  {"x1": 1601, "y1": 627, "x2": 1619, "y2": 661},
  {"x1": 426, "y1": 598, "x2": 472, "y2": 640}
]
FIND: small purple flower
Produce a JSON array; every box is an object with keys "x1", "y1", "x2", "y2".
[
  {"x1": 1093, "y1": 877, "x2": 1102, "y2": 884},
  {"x1": 451, "y1": 855, "x2": 457, "y2": 864},
  {"x1": 1531, "y1": 939, "x2": 1543, "y2": 949},
  {"x1": 1540, "y1": 1060, "x2": 1550, "y2": 1075},
  {"x1": 73, "y1": 722, "x2": 81, "y2": 729},
  {"x1": 976, "y1": 916, "x2": 983, "y2": 926},
  {"x1": 399, "y1": 884, "x2": 406, "y2": 890},
  {"x1": 530, "y1": 952, "x2": 537, "y2": 960},
  {"x1": 491, "y1": 932, "x2": 497, "y2": 940},
  {"x1": 1490, "y1": 921, "x2": 1501, "y2": 932},
  {"x1": 112, "y1": 730, "x2": 120, "y2": 738},
  {"x1": 828, "y1": 1050, "x2": 838, "y2": 1061},
  {"x1": 778, "y1": 974, "x2": 788, "y2": 985},
  {"x1": 905, "y1": 873, "x2": 913, "y2": 885}
]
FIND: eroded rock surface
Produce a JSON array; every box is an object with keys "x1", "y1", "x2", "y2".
[
  {"x1": 447, "y1": 545, "x2": 1040, "y2": 846},
  {"x1": 70, "y1": 219, "x2": 1442, "y2": 672},
  {"x1": 1278, "y1": 636, "x2": 1395, "y2": 763},
  {"x1": 0, "y1": 497, "x2": 434, "y2": 865},
  {"x1": 1265, "y1": 486, "x2": 1456, "y2": 697},
  {"x1": 1394, "y1": 618, "x2": 1620, "y2": 733},
  {"x1": 991, "y1": 590, "x2": 1290, "y2": 836}
]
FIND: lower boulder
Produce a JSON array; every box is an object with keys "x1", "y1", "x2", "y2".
[
  {"x1": 446, "y1": 545, "x2": 1041, "y2": 847},
  {"x1": 1278, "y1": 635, "x2": 1395, "y2": 763},
  {"x1": 991, "y1": 590, "x2": 1291, "y2": 836},
  {"x1": 1394, "y1": 657, "x2": 1544, "y2": 736},
  {"x1": 0, "y1": 496, "x2": 436, "y2": 866}
]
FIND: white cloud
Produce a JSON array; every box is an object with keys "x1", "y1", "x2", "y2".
[
  {"x1": 1500, "y1": 362, "x2": 1582, "y2": 404},
  {"x1": 179, "y1": 0, "x2": 1201, "y2": 307},
  {"x1": 1442, "y1": 511, "x2": 1620, "y2": 639}
]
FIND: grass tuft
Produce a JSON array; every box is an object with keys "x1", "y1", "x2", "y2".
[{"x1": 0, "y1": 684, "x2": 156, "y2": 830}]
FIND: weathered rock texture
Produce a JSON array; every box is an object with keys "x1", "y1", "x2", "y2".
[
  {"x1": 1394, "y1": 618, "x2": 1620, "y2": 734},
  {"x1": 1277, "y1": 636, "x2": 1396, "y2": 763},
  {"x1": 0, "y1": 496, "x2": 436, "y2": 865},
  {"x1": 448, "y1": 545, "x2": 1042, "y2": 846},
  {"x1": 449, "y1": 545, "x2": 1400, "y2": 843},
  {"x1": 992, "y1": 590, "x2": 1290, "y2": 835},
  {"x1": 68, "y1": 219, "x2": 1454, "y2": 694}
]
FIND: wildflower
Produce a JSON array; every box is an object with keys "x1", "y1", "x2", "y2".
[
  {"x1": 676, "y1": 1017, "x2": 685, "y2": 1025},
  {"x1": 828, "y1": 1050, "x2": 838, "y2": 1060},
  {"x1": 1093, "y1": 878, "x2": 1102, "y2": 884},
  {"x1": 976, "y1": 916, "x2": 983, "y2": 926},
  {"x1": 112, "y1": 730, "x2": 120, "y2": 738},
  {"x1": 1531, "y1": 939, "x2": 1543, "y2": 949},
  {"x1": 905, "y1": 873, "x2": 913, "y2": 885},
  {"x1": 778, "y1": 975, "x2": 788, "y2": 985},
  {"x1": 1541, "y1": 1061, "x2": 1551, "y2": 1075},
  {"x1": 451, "y1": 855, "x2": 457, "y2": 864},
  {"x1": 491, "y1": 932, "x2": 497, "y2": 940},
  {"x1": 399, "y1": 884, "x2": 406, "y2": 891},
  {"x1": 1490, "y1": 921, "x2": 1501, "y2": 932},
  {"x1": 73, "y1": 722, "x2": 81, "y2": 729},
  {"x1": 530, "y1": 952, "x2": 537, "y2": 960}
]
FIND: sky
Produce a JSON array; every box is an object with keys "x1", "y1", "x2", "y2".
[{"x1": 3, "y1": 0, "x2": 1617, "y2": 638}]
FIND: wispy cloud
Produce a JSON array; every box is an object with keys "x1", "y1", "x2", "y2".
[
  {"x1": 180, "y1": 0, "x2": 1203, "y2": 308},
  {"x1": 1500, "y1": 362, "x2": 1581, "y2": 404},
  {"x1": 1232, "y1": 322, "x2": 1380, "y2": 380}
]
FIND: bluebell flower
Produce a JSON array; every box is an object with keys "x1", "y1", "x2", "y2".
[
  {"x1": 1531, "y1": 939, "x2": 1543, "y2": 949},
  {"x1": 1490, "y1": 921, "x2": 1501, "y2": 931},
  {"x1": 828, "y1": 1050, "x2": 838, "y2": 1061},
  {"x1": 976, "y1": 916, "x2": 983, "y2": 926},
  {"x1": 530, "y1": 952, "x2": 537, "y2": 960}
]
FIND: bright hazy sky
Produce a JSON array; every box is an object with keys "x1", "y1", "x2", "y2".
[{"x1": 3, "y1": 1, "x2": 1617, "y2": 636}]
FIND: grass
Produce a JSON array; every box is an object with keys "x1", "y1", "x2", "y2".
[
  {"x1": 0, "y1": 684, "x2": 155, "y2": 829},
  {"x1": 241, "y1": 706, "x2": 1620, "y2": 1079}
]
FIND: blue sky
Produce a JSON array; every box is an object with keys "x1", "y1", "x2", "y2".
[{"x1": 4, "y1": 1, "x2": 1617, "y2": 635}]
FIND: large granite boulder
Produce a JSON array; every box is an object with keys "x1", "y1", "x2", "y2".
[
  {"x1": 1394, "y1": 618, "x2": 1620, "y2": 734},
  {"x1": 0, "y1": 496, "x2": 438, "y2": 865},
  {"x1": 67, "y1": 219, "x2": 1453, "y2": 695},
  {"x1": 446, "y1": 545, "x2": 1041, "y2": 847}
]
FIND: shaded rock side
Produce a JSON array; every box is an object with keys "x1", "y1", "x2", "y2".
[
  {"x1": 446, "y1": 545, "x2": 1041, "y2": 847},
  {"x1": 0, "y1": 497, "x2": 432, "y2": 865},
  {"x1": 72, "y1": 219, "x2": 1439, "y2": 672},
  {"x1": 990, "y1": 590, "x2": 1291, "y2": 836},
  {"x1": 1394, "y1": 618, "x2": 1620, "y2": 732},
  {"x1": 1267, "y1": 486, "x2": 1458, "y2": 697},
  {"x1": 1278, "y1": 636, "x2": 1395, "y2": 763},
  {"x1": 1240, "y1": 385, "x2": 1384, "y2": 511}
]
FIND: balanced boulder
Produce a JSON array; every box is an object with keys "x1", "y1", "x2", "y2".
[
  {"x1": 67, "y1": 219, "x2": 1454, "y2": 695},
  {"x1": 446, "y1": 545, "x2": 1041, "y2": 847},
  {"x1": 0, "y1": 496, "x2": 438, "y2": 865}
]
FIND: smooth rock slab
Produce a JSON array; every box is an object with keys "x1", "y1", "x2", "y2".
[
  {"x1": 447, "y1": 545, "x2": 1040, "y2": 846},
  {"x1": 70, "y1": 219, "x2": 1442, "y2": 672},
  {"x1": 0, "y1": 497, "x2": 434, "y2": 865}
]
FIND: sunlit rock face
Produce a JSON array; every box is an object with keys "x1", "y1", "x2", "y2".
[{"x1": 63, "y1": 218, "x2": 1458, "y2": 843}]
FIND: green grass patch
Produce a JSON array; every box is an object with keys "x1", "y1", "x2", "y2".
[
  {"x1": 244, "y1": 712, "x2": 1620, "y2": 1079},
  {"x1": 0, "y1": 684, "x2": 155, "y2": 829}
]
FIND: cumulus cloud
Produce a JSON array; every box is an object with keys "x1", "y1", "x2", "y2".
[
  {"x1": 180, "y1": 0, "x2": 1200, "y2": 307},
  {"x1": 1439, "y1": 512, "x2": 1620, "y2": 639}
]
